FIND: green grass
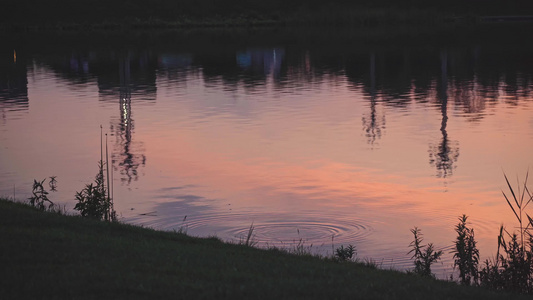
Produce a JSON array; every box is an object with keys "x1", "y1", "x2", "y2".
[{"x1": 0, "y1": 198, "x2": 529, "y2": 299}]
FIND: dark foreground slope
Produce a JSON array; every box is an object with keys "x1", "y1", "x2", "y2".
[{"x1": 0, "y1": 198, "x2": 528, "y2": 299}]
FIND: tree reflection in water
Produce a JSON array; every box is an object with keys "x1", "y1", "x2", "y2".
[
  {"x1": 362, "y1": 53, "x2": 385, "y2": 147},
  {"x1": 111, "y1": 56, "x2": 146, "y2": 185},
  {"x1": 428, "y1": 51, "x2": 459, "y2": 178},
  {"x1": 0, "y1": 48, "x2": 29, "y2": 123}
]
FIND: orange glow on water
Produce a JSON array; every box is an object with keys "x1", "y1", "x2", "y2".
[{"x1": 2, "y1": 39, "x2": 533, "y2": 277}]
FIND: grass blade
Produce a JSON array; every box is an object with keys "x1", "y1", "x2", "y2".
[
  {"x1": 527, "y1": 213, "x2": 533, "y2": 230},
  {"x1": 502, "y1": 191, "x2": 520, "y2": 222},
  {"x1": 523, "y1": 172, "x2": 533, "y2": 209},
  {"x1": 503, "y1": 173, "x2": 520, "y2": 209},
  {"x1": 245, "y1": 222, "x2": 256, "y2": 247},
  {"x1": 519, "y1": 171, "x2": 529, "y2": 207}
]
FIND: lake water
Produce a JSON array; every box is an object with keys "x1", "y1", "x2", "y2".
[{"x1": 1, "y1": 26, "x2": 533, "y2": 277}]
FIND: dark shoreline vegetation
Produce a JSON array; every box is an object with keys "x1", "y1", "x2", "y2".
[
  {"x1": 2, "y1": 0, "x2": 533, "y2": 30},
  {"x1": 0, "y1": 198, "x2": 530, "y2": 299},
  {"x1": 3, "y1": 170, "x2": 533, "y2": 297},
  {"x1": 4, "y1": 168, "x2": 533, "y2": 297}
]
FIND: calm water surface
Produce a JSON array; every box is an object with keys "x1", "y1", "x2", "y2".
[{"x1": 1, "y1": 27, "x2": 533, "y2": 277}]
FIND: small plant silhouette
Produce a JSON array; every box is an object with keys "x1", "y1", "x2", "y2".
[
  {"x1": 28, "y1": 177, "x2": 57, "y2": 211},
  {"x1": 238, "y1": 222, "x2": 257, "y2": 247},
  {"x1": 74, "y1": 161, "x2": 115, "y2": 221},
  {"x1": 244, "y1": 222, "x2": 257, "y2": 247},
  {"x1": 49, "y1": 176, "x2": 58, "y2": 191},
  {"x1": 408, "y1": 227, "x2": 442, "y2": 278},
  {"x1": 74, "y1": 127, "x2": 116, "y2": 221},
  {"x1": 174, "y1": 215, "x2": 188, "y2": 234},
  {"x1": 335, "y1": 244, "x2": 356, "y2": 262},
  {"x1": 452, "y1": 215, "x2": 479, "y2": 286}
]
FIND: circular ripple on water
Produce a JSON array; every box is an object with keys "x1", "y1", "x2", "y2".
[
  {"x1": 231, "y1": 220, "x2": 370, "y2": 245},
  {"x1": 142, "y1": 209, "x2": 374, "y2": 249},
  {"x1": 129, "y1": 207, "x2": 373, "y2": 253},
  {"x1": 207, "y1": 211, "x2": 372, "y2": 248}
]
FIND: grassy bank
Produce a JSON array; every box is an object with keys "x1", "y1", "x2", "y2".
[
  {"x1": 0, "y1": 198, "x2": 528, "y2": 299},
  {"x1": 2, "y1": 0, "x2": 533, "y2": 30}
]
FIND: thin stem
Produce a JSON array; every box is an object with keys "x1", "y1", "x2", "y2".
[
  {"x1": 106, "y1": 133, "x2": 111, "y2": 206},
  {"x1": 100, "y1": 125, "x2": 103, "y2": 165}
]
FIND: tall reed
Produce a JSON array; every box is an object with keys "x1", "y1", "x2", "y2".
[
  {"x1": 478, "y1": 172, "x2": 533, "y2": 294},
  {"x1": 73, "y1": 127, "x2": 116, "y2": 221},
  {"x1": 502, "y1": 172, "x2": 533, "y2": 250}
]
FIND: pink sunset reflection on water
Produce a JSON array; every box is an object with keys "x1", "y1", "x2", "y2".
[{"x1": 1, "y1": 39, "x2": 533, "y2": 278}]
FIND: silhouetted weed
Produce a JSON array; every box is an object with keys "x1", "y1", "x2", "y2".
[
  {"x1": 173, "y1": 215, "x2": 188, "y2": 234},
  {"x1": 475, "y1": 172, "x2": 533, "y2": 294},
  {"x1": 74, "y1": 161, "x2": 115, "y2": 221},
  {"x1": 28, "y1": 177, "x2": 57, "y2": 211},
  {"x1": 408, "y1": 227, "x2": 443, "y2": 278},
  {"x1": 452, "y1": 215, "x2": 480, "y2": 286},
  {"x1": 335, "y1": 244, "x2": 356, "y2": 262},
  {"x1": 74, "y1": 127, "x2": 116, "y2": 221},
  {"x1": 239, "y1": 222, "x2": 257, "y2": 247}
]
